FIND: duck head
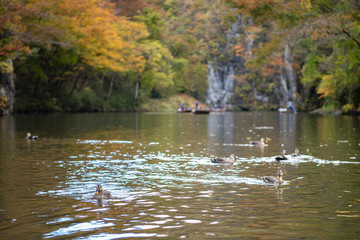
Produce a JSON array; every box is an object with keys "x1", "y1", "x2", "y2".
[
  {"x1": 95, "y1": 184, "x2": 103, "y2": 195},
  {"x1": 230, "y1": 154, "x2": 237, "y2": 162}
]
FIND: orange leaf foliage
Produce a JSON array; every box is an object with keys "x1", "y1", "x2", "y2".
[
  {"x1": 261, "y1": 65, "x2": 275, "y2": 77},
  {"x1": 111, "y1": 0, "x2": 146, "y2": 17},
  {"x1": 22, "y1": 0, "x2": 149, "y2": 72},
  {"x1": 0, "y1": 0, "x2": 28, "y2": 59}
]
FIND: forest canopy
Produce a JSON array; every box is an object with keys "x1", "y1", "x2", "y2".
[{"x1": 0, "y1": 0, "x2": 359, "y2": 114}]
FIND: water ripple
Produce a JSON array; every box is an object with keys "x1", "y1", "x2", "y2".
[
  {"x1": 44, "y1": 220, "x2": 115, "y2": 238},
  {"x1": 77, "y1": 233, "x2": 160, "y2": 239}
]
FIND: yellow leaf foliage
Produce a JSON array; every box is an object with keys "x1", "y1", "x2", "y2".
[
  {"x1": 23, "y1": 0, "x2": 149, "y2": 72},
  {"x1": 317, "y1": 75, "x2": 336, "y2": 98},
  {"x1": 300, "y1": 0, "x2": 312, "y2": 11}
]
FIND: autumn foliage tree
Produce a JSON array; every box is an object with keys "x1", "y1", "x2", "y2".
[
  {"x1": 21, "y1": 0, "x2": 148, "y2": 72},
  {"x1": 225, "y1": 0, "x2": 360, "y2": 113},
  {"x1": 3, "y1": 0, "x2": 150, "y2": 112},
  {"x1": 0, "y1": 0, "x2": 30, "y2": 115},
  {"x1": 2, "y1": 0, "x2": 359, "y2": 114},
  {"x1": 111, "y1": 0, "x2": 146, "y2": 18}
]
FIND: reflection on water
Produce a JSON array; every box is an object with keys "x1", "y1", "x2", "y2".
[{"x1": 0, "y1": 112, "x2": 360, "y2": 239}]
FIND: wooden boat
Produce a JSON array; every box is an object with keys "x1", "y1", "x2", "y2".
[
  {"x1": 239, "y1": 106, "x2": 250, "y2": 111},
  {"x1": 278, "y1": 108, "x2": 295, "y2": 113},
  {"x1": 192, "y1": 109, "x2": 210, "y2": 114},
  {"x1": 177, "y1": 108, "x2": 192, "y2": 113},
  {"x1": 280, "y1": 110, "x2": 295, "y2": 114}
]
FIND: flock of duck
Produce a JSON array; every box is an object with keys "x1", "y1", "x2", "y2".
[
  {"x1": 26, "y1": 133, "x2": 295, "y2": 199},
  {"x1": 211, "y1": 137, "x2": 301, "y2": 185}
]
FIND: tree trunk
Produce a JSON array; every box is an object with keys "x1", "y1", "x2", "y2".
[
  {"x1": 135, "y1": 74, "x2": 140, "y2": 101},
  {"x1": 0, "y1": 59, "x2": 15, "y2": 116},
  {"x1": 63, "y1": 76, "x2": 80, "y2": 110}
]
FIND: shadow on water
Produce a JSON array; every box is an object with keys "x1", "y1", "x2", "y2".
[{"x1": 0, "y1": 112, "x2": 360, "y2": 239}]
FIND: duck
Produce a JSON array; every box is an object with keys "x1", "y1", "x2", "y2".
[
  {"x1": 275, "y1": 150, "x2": 288, "y2": 161},
  {"x1": 92, "y1": 184, "x2": 113, "y2": 199},
  {"x1": 26, "y1": 133, "x2": 38, "y2": 140},
  {"x1": 211, "y1": 154, "x2": 237, "y2": 164},
  {"x1": 261, "y1": 170, "x2": 284, "y2": 184},
  {"x1": 291, "y1": 148, "x2": 300, "y2": 157},
  {"x1": 250, "y1": 138, "x2": 266, "y2": 147}
]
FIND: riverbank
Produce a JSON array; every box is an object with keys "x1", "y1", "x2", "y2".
[
  {"x1": 5, "y1": 91, "x2": 356, "y2": 115},
  {"x1": 140, "y1": 94, "x2": 208, "y2": 112}
]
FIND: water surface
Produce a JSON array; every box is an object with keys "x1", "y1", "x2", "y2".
[{"x1": 1, "y1": 112, "x2": 359, "y2": 239}]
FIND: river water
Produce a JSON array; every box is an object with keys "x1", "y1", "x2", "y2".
[{"x1": 0, "y1": 112, "x2": 359, "y2": 239}]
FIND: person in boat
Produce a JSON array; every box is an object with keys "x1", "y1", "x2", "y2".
[{"x1": 287, "y1": 101, "x2": 296, "y2": 113}]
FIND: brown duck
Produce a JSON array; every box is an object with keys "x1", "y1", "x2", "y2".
[
  {"x1": 92, "y1": 184, "x2": 113, "y2": 199},
  {"x1": 211, "y1": 154, "x2": 237, "y2": 164},
  {"x1": 291, "y1": 148, "x2": 300, "y2": 157},
  {"x1": 250, "y1": 138, "x2": 266, "y2": 147},
  {"x1": 261, "y1": 170, "x2": 284, "y2": 184},
  {"x1": 26, "y1": 133, "x2": 38, "y2": 140},
  {"x1": 275, "y1": 150, "x2": 288, "y2": 161}
]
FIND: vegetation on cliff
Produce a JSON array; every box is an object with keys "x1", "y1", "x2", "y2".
[{"x1": 227, "y1": 0, "x2": 360, "y2": 113}]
